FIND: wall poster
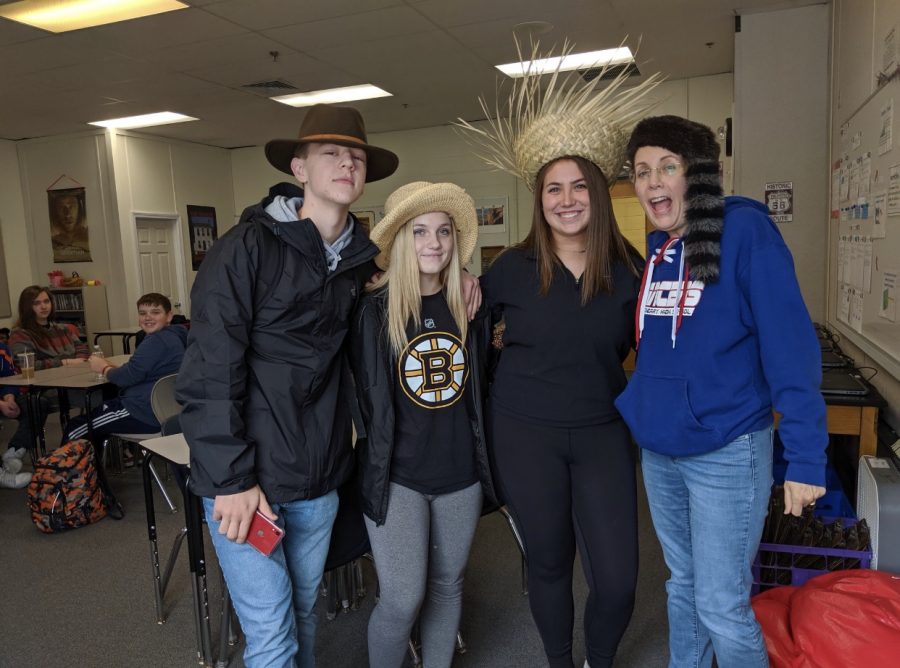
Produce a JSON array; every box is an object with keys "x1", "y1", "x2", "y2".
[
  {"x1": 187, "y1": 205, "x2": 218, "y2": 270},
  {"x1": 48, "y1": 186, "x2": 91, "y2": 263}
]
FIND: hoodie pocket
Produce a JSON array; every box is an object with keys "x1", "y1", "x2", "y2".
[{"x1": 615, "y1": 371, "x2": 723, "y2": 453}]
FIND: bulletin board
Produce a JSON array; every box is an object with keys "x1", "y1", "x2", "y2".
[{"x1": 829, "y1": 77, "x2": 900, "y2": 381}]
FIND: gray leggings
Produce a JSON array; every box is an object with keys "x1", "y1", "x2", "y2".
[{"x1": 365, "y1": 481, "x2": 482, "y2": 668}]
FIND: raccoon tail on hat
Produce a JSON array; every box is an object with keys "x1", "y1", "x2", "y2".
[{"x1": 683, "y1": 160, "x2": 724, "y2": 284}]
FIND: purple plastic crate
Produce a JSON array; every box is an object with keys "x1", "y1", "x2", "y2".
[{"x1": 752, "y1": 519, "x2": 872, "y2": 595}]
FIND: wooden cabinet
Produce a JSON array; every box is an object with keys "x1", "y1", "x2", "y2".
[{"x1": 49, "y1": 286, "x2": 111, "y2": 353}]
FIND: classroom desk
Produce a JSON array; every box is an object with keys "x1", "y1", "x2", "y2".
[
  {"x1": 5, "y1": 355, "x2": 131, "y2": 456},
  {"x1": 774, "y1": 379, "x2": 887, "y2": 458},
  {"x1": 822, "y1": 385, "x2": 887, "y2": 458},
  {"x1": 93, "y1": 328, "x2": 140, "y2": 354},
  {"x1": 141, "y1": 433, "x2": 226, "y2": 668}
]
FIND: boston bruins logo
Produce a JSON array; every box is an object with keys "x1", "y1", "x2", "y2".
[{"x1": 398, "y1": 331, "x2": 468, "y2": 408}]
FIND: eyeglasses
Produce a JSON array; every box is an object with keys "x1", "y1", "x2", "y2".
[{"x1": 631, "y1": 160, "x2": 683, "y2": 183}]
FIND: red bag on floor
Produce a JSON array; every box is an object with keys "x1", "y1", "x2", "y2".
[{"x1": 752, "y1": 569, "x2": 900, "y2": 668}]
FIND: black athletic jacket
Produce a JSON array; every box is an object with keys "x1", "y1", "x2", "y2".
[
  {"x1": 177, "y1": 192, "x2": 377, "y2": 503},
  {"x1": 348, "y1": 289, "x2": 499, "y2": 525}
]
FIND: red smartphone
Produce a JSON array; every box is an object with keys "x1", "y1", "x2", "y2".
[{"x1": 246, "y1": 510, "x2": 284, "y2": 557}]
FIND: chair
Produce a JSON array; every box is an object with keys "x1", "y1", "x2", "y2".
[{"x1": 105, "y1": 374, "x2": 182, "y2": 513}]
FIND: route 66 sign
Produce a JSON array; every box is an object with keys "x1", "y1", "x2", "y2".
[{"x1": 765, "y1": 181, "x2": 793, "y2": 222}]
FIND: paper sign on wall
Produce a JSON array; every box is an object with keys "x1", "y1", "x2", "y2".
[{"x1": 765, "y1": 181, "x2": 793, "y2": 222}]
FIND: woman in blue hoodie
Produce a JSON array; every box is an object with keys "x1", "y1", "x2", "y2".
[{"x1": 615, "y1": 116, "x2": 827, "y2": 668}]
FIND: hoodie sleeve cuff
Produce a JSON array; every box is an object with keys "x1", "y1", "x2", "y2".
[{"x1": 784, "y1": 461, "x2": 826, "y2": 487}]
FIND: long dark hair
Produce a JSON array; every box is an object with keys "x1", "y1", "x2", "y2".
[
  {"x1": 15, "y1": 285, "x2": 55, "y2": 345},
  {"x1": 521, "y1": 156, "x2": 639, "y2": 305}
]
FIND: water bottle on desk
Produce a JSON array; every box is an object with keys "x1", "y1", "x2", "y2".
[{"x1": 91, "y1": 345, "x2": 106, "y2": 380}]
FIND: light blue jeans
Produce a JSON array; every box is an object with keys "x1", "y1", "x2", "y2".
[
  {"x1": 203, "y1": 490, "x2": 339, "y2": 668},
  {"x1": 641, "y1": 426, "x2": 773, "y2": 668}
]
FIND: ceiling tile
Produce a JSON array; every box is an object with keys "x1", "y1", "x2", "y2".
[{"x1": 202, "y1": 0, "x2": 405, "y2": 31}]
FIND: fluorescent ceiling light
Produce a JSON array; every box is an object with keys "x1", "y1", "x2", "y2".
[
  {"x1": 88, "y1": 111, "x2": 198, "y2": 129},
  {"x1": 272, "y1": 84, "x2": 392, "y2": 108},
  {"x1": 496, "y1": 46, "x2": 634, "y2": 78},
  {"x1": 0, "y1": 0, "x2": 187, "y2": 33}
]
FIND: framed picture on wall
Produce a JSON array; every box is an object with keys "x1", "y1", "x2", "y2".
[
  {"x1": 187, "y1": 205, "x2": 218, "y2": 270},
  {"x1": 474, "y1": 196, "x2": 507, "y2": 232},
  {"x1": 48, "y1": 186, "x2": 92, "y2": 263}
]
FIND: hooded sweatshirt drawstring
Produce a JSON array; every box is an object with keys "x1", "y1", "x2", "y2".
[{"x1": 635, "y1": 237, "x2": 691, "y2": 349}]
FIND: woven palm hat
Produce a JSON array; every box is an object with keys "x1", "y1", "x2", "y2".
[
  {"x1": 457, "y1": 40, "x2": 663, "y2": 190},
  {"x1": 370, "y1": 182, "x2": 478, "y2": 270},
  {"x1": 265, "y1": 104, "x2": 399, "y2": 183}
]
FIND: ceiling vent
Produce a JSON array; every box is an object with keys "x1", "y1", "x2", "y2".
[
  {"x1": 242, "y1": 79, "x2": 299, "y2": 95},
  {"x1": 579, "y1": 63, "x2": 641, "y2": 82}
]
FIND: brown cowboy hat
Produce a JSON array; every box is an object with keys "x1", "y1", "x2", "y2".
[{"x1": 265, "y1": 104, "x2": 399, "y2": 183}]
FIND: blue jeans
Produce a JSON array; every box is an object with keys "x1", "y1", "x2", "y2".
[
  {"x1": 203, "y1": 490, "x2": 339, "y2": 668},
  {"x1": 641, "y1": 426, "x2": 773, "y2": 668}
]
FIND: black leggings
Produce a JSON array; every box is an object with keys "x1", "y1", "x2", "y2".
[{"x1": 489, "y1": 410, "x2": 638, "y2": 668}]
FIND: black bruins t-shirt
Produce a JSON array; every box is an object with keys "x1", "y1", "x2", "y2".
[{"x1": 391, "y1": 291, "x2": 478, "y2": 495}]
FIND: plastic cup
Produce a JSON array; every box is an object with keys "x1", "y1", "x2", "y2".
[{"x1": 18, "y1": 352, "x2": 35, "y2": 379}]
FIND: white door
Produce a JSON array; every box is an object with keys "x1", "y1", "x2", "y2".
[{"x1": 135, "y1": 216, "x2": 185, "y2": 312}]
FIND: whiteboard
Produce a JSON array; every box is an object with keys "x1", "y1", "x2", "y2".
[{"x1": 828, "y1": 77, "x2": 900, "y2": 381}]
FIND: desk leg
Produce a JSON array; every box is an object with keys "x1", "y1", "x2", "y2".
[
  {"x1": 143, "y1": 452, "x2": 188, "y2": 625},
  {"x1": 859, "y1": 407, "x2": 879, "y2": 458},
  {"x1": 25, "y1": 390, "x2": 46, "y2": 460},
  {"x1": 185, "y1": 487, "x2": 215, "y2": 667}
]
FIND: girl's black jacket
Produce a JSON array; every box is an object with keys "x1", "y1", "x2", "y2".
[{"x1": 348, "y1": 288, "x2": 499, "y2": 525}]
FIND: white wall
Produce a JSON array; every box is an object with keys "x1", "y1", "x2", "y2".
[
  {"x1": 0, "y1": 140, "x2": 32, "y2": 327},
  {"x1": 110, "y1": 131, "x2": 234, "y2": 319},
  {"x1": 15, "y1": 130, "x2": 234, "y2": 327},
  {"x1": 16, "y1": 131, "x2": 118, "y2": 313},
  {"x1": 828, "y1": 0, "x2": 900, "y2": 430},
  {"x1": 734, "y1": 4, "x2": 831, "y2": 323}
]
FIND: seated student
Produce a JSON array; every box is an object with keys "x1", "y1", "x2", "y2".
[
  {"x1": 0, "y1": 341, "x2": 30, "y2": 489},
  {"x1": 7, "y1": 285, "x2": 89, "y2": 456},
  {"x1": 64, "y1": 293, "x2": 187, "y2": 444}
]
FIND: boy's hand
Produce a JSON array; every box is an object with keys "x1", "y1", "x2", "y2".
[
  {"x1": 213, "y1": 485, "x2": 277, "y2": 543},
  {"x1": 461, "y1": 271, "x2": 482, "y2": 320},
  {"x1": 89, "y1": 355, "x2": 112, "y2": 373}
]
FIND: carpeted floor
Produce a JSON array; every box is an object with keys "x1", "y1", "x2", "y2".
[{"x1": 0, "y1": 418, "x2": 669, "y2": 667}]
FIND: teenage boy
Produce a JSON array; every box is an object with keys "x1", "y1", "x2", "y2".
[
  {"x1": 177, "y1": 105, "x2": 399, "y2": 668},
  {"x1": 64, "y1": 293, "x2": 187, "y2": 443}
]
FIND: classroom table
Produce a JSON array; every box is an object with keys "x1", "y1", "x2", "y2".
[
  {"x1": 4, "y1": 355, "x2": 131, "y2": 456},
  {"x1": 773, "y1": 377, "x2": 887, "y2": 458},
  {"x1": 822, "y1": 382, "x2": 887, "y2": 458},
  {"x1": 93, "y1": 328, "x2": 140, "y2": 354}
]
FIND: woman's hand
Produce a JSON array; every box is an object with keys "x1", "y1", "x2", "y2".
[
  {"x1": 461, "y1": 271, "x2": 482, "y2": 320},
  {"x1": 783, "y1": 481, "x2": 826, "y2": 517}
]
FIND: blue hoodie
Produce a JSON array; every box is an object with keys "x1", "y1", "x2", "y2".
[
  {"x1": 107, "y1": 324, "x2": 188, "y2": 427},
  {"x1": 615, "y1": 196, "x2": 827, "y2": 486}
]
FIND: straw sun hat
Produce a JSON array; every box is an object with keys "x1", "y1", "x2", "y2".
[
  {"x1": 370, "y1": 182, "x2": 477, "y2": 271},
  {"x1": 457, "y1": 39, "x2": 663, "y2": 190}
]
